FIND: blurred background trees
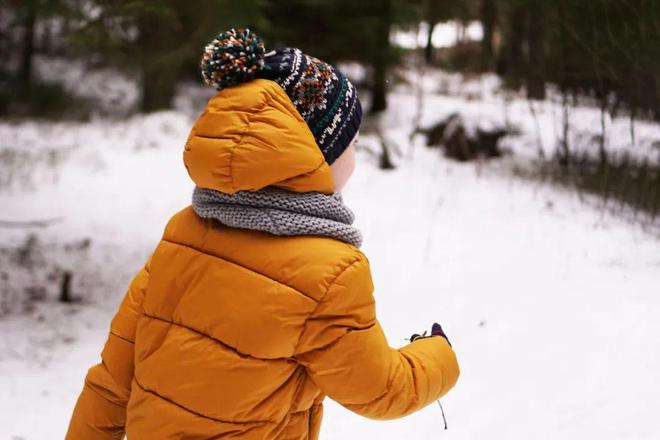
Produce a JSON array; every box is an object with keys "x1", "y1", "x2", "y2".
[
  {"x1": 0, "y1": 0, "x2": 659, "y2": 318},
  {"x1": 0, "y1": 0, "x2": 267, "y2": 113},
  {"x1": 1, "y1": 0, "x2": 657, "y2": 118}
]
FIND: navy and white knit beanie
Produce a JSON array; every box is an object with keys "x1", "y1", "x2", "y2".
[{"x1": 201, "y1": 28, "x2": 362, "y2": 165}]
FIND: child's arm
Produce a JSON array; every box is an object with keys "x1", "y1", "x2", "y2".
[
  {"x1": 65, "y1": 259, "x2": 151, "y2": 439},
  {"x1": 295, "y1": 254, "x2": 459, "y2": 420}
]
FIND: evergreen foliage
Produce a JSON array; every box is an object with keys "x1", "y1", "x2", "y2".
[{"x1": 0, "y1": 0, "x2": 657, "y2": 118}]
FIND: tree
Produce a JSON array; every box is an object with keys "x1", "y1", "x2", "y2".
[
  {"x1": 496, "y1": 0, "x2": 526, "y2": 89},
  {"x1": 480, "y1": 0, "x2": 496, "y2": 71},
  {"x1": 525, "y1": 0, "x2": 545, "y2": 99},
  {"x1": 370, "y1": 0, "x2": 393, "y2": 113},
  {"x1": 0, "y1": 0, "x2": 78, "y2": 114},
  {"x1": 263, "y1": 0, "x2": 416, "y2": 114},
  {"x1": 69, "y1": 0, "x2": 266, "y2": 112},
  {"x1": 17, "y1": 0, "x2": 37, "y2": 98}
]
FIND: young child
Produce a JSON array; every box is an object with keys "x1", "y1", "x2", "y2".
[{"x1": 66, "y1": 29, "x2": 459, "y2": 439}]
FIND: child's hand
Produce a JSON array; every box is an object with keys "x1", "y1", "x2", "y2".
[{"x1": 409, "y1": 323, "x2": 451, "y2": 347}]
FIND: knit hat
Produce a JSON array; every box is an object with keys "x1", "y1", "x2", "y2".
[{"x1": 201, "y1": 28, "x2": 362, "y2": 165}]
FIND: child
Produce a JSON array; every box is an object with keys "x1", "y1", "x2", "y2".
[{"x1": 66, "y1": 29, "x2": 459, "y2": 440}]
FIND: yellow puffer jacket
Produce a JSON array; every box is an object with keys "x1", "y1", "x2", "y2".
[{"x1": 66, "y1": 79, "x2": 459, "y2": 439}]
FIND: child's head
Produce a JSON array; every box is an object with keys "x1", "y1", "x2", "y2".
[{"x1": 201, "y1": 29, "x2": 362, "y2": 191}]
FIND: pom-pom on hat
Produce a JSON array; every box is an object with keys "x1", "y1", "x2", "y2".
[
  {"x1": 201, "y1": 28, "x2": 265, "y2": 90},
  {"x1": 200, "y1": 28, "x2": 362, "y2": 165}
]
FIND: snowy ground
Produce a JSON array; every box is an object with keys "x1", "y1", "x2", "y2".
[{"x1": 1, "y1": 72, "x2": 660, "y2": 439}]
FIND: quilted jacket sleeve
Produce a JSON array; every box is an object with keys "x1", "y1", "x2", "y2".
[
  {"x1": 295, "y1": 254, "x2": 459, "y2": 420},
  {"x1": 66, "y1": 259, "x2": 151, "y2": 439}
]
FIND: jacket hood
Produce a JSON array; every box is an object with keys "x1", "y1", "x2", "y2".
[{"x1": 184, "y1": 79, "x2": 335, "y2": 194}]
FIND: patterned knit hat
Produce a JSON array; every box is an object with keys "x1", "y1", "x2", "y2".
[{"x1": 201, "y1": 29, "x2": 362, "y2": 165}]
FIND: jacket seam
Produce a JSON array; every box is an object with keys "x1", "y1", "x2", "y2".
[
  {"x1": 109, "y1": 331, "x2": 135, "y2": 345},
  {"x1": 401, "y1": 352, "x2": 420, "y2": 409},
  {"x1": 191, "y1": 134, "x2": 237, "y2": 141},
  {"x1": 142, "y1": 312, "x2": 296, "y2": 362},
  {"x1": 230, "y1": 95, "x2": 271, "y2": 192},
  {"x1": 83, "y1": 379, "x2": 127, "y2": 410},
  {"x1": 321, "y1": 255, "x2": 363, "y2": 303},
  {"x1": 288, "y1": 365, "x2": 312, "y2": 416},
  {"x1": 132, "y1": 377, "x2": 276, "y2": 425},
  {"x1": 293, "y1": 256, "x2": 364, "y2": 354},
  {"x1": 342, "y1": 357, "x2": 400, "y2": 408},
  {"x1": 160, "y1": 238, "x2": 319, "y2": 303},
  {"x1": 296, "y1": 322, "x2": 375, "y2": 357},
  {"x1": 229, "y1": 120, "x2": 249, "y2": 193},
  {"x1": 277, "y1": 158, "x2": 327, "y2": 186},
  {"x1": 139, "y1": 258, "x2": 151, "y2": 320}
]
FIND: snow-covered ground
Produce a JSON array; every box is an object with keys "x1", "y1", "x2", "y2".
[
  {"x1": 1, "y1": 70, "x2": 659, "y2": 439},
  {"x1": 394, "y1": 69, "x2": 660, "y2": 166}
]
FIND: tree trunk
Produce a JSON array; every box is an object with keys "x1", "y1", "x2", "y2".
[
  {"x1": 137, "y1": 11, "x2": 180, "y2": 112},
  {"x1": 526, "y1": 0, "x2": 546, "y2": 99},
  {"x1": 425, "y1": 21, "x2": 436, "y2": 64},
  {"x1": 18, "y1": 0, "x2": 38, "y2": 98},
  {"x1": 555, "y1": 0, "x2": 571, "y2": 167},
  {"x1": 370, "y1": 0, "x2": 392, "y2": 114},
  {"x1": 59, "y1": 271, "x2": 73, "y2": 303},
  {"x1": 598, "y1": 99, "x2": 608, "y2": 165},
  {"x1": 140, "y1": 60, "x2": 179, "y2": 112},
  {"x1": 559, "y1": 88, "x2": 571, "y2": 167},
  {"x1": 371, "y1": 61, "x2": 387, "y2": 114},
  {"x1": 480, "y1": 0, "x2": 497, "y2": 71},
  {"x1": 507, "y1": 2, "x2": 525, "y2": 89}
]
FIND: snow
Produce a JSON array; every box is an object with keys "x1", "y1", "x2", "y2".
[
  {"x1": 394, "y1": 68, "x2": 660, "y2": 166},
  {"x1": 331, "y1": 145, "x2": 660, "y2": 440},
  {"x1": 1, "y1": 69, "x2": 660, "y2": 439},
  {"x1": 393, "y1": 21, "x2": 484, "y2": 49},
  {"x1": 32, "y1": 55, "x2": 141, "y2": 118}
]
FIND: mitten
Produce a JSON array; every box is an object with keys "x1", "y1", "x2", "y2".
[{"x1": 410, "y1": 323, "x2": 451, "y2": 346}]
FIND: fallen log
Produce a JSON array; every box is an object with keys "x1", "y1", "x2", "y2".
[
  {"x1": 0, "y1": 217, "x2": 63, "y2": 228},
  {"x1": 420, "y1": 114, "x2": 509, "y2": 161}
]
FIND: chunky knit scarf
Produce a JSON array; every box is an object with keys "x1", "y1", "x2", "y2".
[{"x1": 192, "y1": 187, "x2": 363, "y2": 247}]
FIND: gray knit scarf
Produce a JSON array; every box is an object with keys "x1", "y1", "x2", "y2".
[{"x1": 192, "y1": 187, "x2": 362, "y2": 247}]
